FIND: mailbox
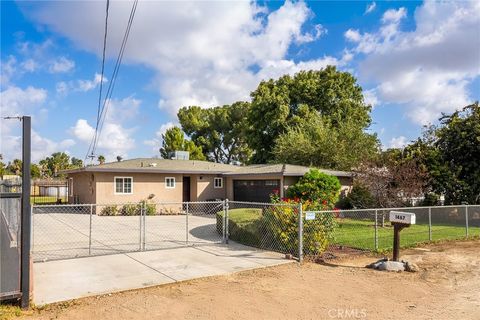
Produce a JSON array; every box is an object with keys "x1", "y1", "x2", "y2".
[
  {"x1": 389, "y1": 211, "x2": 416, "y2": 225},
  {"x1": 389, "y1": 211, "x2": 417, "y2": 261}
]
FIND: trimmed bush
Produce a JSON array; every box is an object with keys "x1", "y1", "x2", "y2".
[
  {"x1": 100, "y1": 205, "x2": 118, "y2": 216},
  {"x1": 138, "y1": 200, "x2": 157, "y2": 215},
  {"x1": 338, "y1": 182, "x2": 375, "y2": 209},
  {"x1": 216, "y1": 204, "x2": 336, "y2": 256},
  {"x1": 216, "y1": 209, "x2": 262, "y2": 246},
  {"x1": 120, "y1": 203, "x2": 140, "y2": 216}
]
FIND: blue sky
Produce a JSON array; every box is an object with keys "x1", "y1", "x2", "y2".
[{"x1": 1, "y1": 0, "x2": 479, "y2": 163}]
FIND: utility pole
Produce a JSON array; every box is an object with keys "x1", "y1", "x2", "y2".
[{"x1": 21, "y1": 116, "x2": 31, "y2": 309}]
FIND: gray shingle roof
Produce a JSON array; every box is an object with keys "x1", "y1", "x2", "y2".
[
  {"x1": 63, "y1": 158, "x2": 237, "y2": 174},
  {"x1": 63, "y1": 158, "x2": 352, "y2": 177}
]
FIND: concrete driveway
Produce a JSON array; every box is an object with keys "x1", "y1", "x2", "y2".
[
  {"x1": 33, "y1": 242, "x2": 292, "y2": 305},
  {"x1": 33, "y1": 213, "x2": 223, "y2": 261},
  {"x1": 32, "y1": 212, "x2": 293, "y2": 305}
]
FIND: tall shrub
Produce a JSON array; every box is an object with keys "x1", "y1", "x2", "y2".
[
  {"x1": 286, "y1": 169, "x2": 341, "y2": 209},
  {"x1": 265, "y1": 197, "x2": 336, "y2": 255}
]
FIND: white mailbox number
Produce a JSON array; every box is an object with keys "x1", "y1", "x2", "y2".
[{"x1": 389, "y1": 211, "x2": 416, "y2": 225}]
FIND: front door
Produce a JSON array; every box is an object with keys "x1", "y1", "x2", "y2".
[{"x1": 183, "y1": 176, "x2": 191, "y2": 202}]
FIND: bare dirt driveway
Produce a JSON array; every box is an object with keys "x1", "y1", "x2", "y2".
[{"x1": 19, "y1": 240, "x2": 480, "y2": 320}]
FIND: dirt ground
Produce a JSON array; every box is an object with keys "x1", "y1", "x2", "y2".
[{"x1": 17, "y1": 240, "x2": 480, "y2": 320}]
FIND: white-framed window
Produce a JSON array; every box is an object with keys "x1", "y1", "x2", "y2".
[
  {"x1": 165, "y1": 177, "x2": 176, "y2": 189},
  {"x1": 68, "y1": 177, "x2": 73, "y2": 197},
  {"x1": 214, "y1": 177, "x2": 223, "y2": 188},
  {"x1": 114, "y1": 177, "x2": 133, "y2": 194}
]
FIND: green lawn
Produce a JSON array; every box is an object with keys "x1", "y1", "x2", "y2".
[
  {"x1": 335, "y1": 218, "x2": 479, "y2": 251},
  {"x1": 220, "y1": 208, "x2": 480, "y2": 252},
  {"x1": 30, "y1": 196, "x2": 67, "y2": 204}
]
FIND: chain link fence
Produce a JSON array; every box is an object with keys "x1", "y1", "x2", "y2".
[
  {"x1": 306, "y1": 205, "x2": 480, "y2": 261},
  {"x1": 32, "y1": 201, "x2": 225, "y2": 262},
  {"x1": 224, "y1": 201, "x2": 301, "y2": 257},
  {"x1": 32, "y1": 201, "x2": 480, "y2": 263}
]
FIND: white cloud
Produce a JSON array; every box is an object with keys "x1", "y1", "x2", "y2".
[
  {"x1": 344, "y1": 29, "x2": 361, "y2": 42},
  {"x1": 22, "y1": 1, "x2": 331, "y2": 116},
  {"x1": 382, "y1": 8, "x2": 407, "y2": 24},
  {"x1": 20, "y1": 58, "x2": 39, "y2": 72},
  {"x1": 0, "y1": 85, "x2": 47, "y2": 124},
  {"x1": 1, "y1": 56, "x2": 18, "y2": 85},
  {"x1": 389, "y1": 136, "x2": 408, "y2": 149},
  {"x1": 0, "y1": 85, "x2": 75, "y2": 161},
  {"x1": 363, "y1": 89, "x2": 379, "y2": 108},
  {"x1": 347, "y1": 1, "x2": 480, "y2": 124},
  {"x1": 69, "y1": 97, "x2": 140, "y2": 160},
  {"x1": 56, "y1": 73, "x2": 107, "y2": 95},
  {"x1": 77, "y1": 73, "x2": 103, "y2": 91},
  {"x1": 48, "y1": 56, "x2": 75, "y2": 73},
  {"x1": 365, "y1": 2, "x2": 376, "y2": 15},
  {"x1": 144, "y1": 122, "x2": 176, "y2": 152},
  {"x1": 70, "y1": 119, "x2": 134, "y2": 161},
  {"x1": 1, "y1": 131, "x2": 75, "y2": 162}
]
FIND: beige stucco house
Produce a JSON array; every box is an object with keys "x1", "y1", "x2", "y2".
[{"x1": 63, "y1": 158, "x2": 352, "y2": 204}]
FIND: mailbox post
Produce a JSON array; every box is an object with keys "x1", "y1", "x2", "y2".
[{"x1": 389, "y1": 211, "x2": 416, "y2": 261}]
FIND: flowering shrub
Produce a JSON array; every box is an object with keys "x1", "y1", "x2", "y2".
[
  {"x1": 286, "y1": 169, "x2": 341, "y2": 209},
  {"x1": 265, "y1": 196, "x2": 336, "y2": 255}
]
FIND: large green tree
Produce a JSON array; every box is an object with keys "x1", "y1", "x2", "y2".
[
  {"x1": 71, "y1": 157, "x2": 84, "y2": 168},
  {"x1": 39, "y1": 152, "x2": 71, "y2": 177},
  {"x1": 272, "y1": 107, "x2": 379, "y2": 170},
  {"x1": 247, "y1": 66, "x2": 376, "y2": 165},
  {"x1": 435, "y1": 102, "x2": 480, "y2": 204},
  {"x1": 178, "y1": 102, "x2": 252, "y2": 164},
  {"x1": 6, "y1": 159, "x2": 23, "y2": 175},
  {"x1": 159, "y1": 126, "x2": 205, "y2": 160},
  {"x1": 410, "y1": 103, "x2": 480, "y2": 204}
]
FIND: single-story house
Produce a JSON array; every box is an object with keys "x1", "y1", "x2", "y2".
[{"x1": 63, "y1": 158, "x2": 352, "y2": 204}]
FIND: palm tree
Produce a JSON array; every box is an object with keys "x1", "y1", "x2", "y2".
[
  {"x1": 97, "y1": 155, "x2": 106, "y2": 165},
  {"x1": 10, "y1": 159, "x2": 22, "y2": 175}
]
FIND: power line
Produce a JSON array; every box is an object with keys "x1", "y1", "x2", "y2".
[
  {"x1": 86, "y1": 0, "x2": 110, "y2": 162},
  {"x1": 88, "y1": 0, "x2": 139, "y2": 162}
]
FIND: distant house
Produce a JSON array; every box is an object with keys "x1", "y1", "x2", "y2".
[{"x1": 63, "y1": 158, "x2": 352, "y2": 204}]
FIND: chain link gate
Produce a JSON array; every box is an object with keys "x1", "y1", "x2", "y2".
[{"x1": 32, "y1": 201, "x2": 227, "y2": 262}]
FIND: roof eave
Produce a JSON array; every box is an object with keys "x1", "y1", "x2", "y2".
[
  {"x1": 224, "y1": 172, "x2": 283, "y2": 176},
  {"x1": 65, "y1": 167, "x2": 231, "y2": 175}
]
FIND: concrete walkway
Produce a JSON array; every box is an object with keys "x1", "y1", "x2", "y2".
[{"x1": 33, "y1": 242, "x2": 293, "y2": 305}]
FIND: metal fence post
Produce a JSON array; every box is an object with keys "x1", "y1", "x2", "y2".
[
  {"x1": 225, "y1": 199, "x2": 229, "y2": 244},
  {"x1": 140, "y1": 202, "x2": 144, "y2": 251},
  {"x1": 89, "y1": 204, "x2": 93, "y2": 255},
  {"x1": 142, "y1": 202, "x2": 146, "y2": 251},
  {"x1": 20, "y1": 116, "x2": 31, "y2": 310},
  {"x1": 428, "y1": 207, "x2": 432, "y2": 241},
  {"x1": 465, "y1": 205, "x2": 469, "y2": 238},
  {"x1": 222, "y1": 200, "x2": 226, "y2": 243},
  {"x1": 186, "y1": 202, "x2": 189, "y2": 245},
  {"x1": 374, "y1": 209, "x2": 378, "y2": 251},
  {"x1": 298, "y1": 202, "x2": 303, "y2": 263}
]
